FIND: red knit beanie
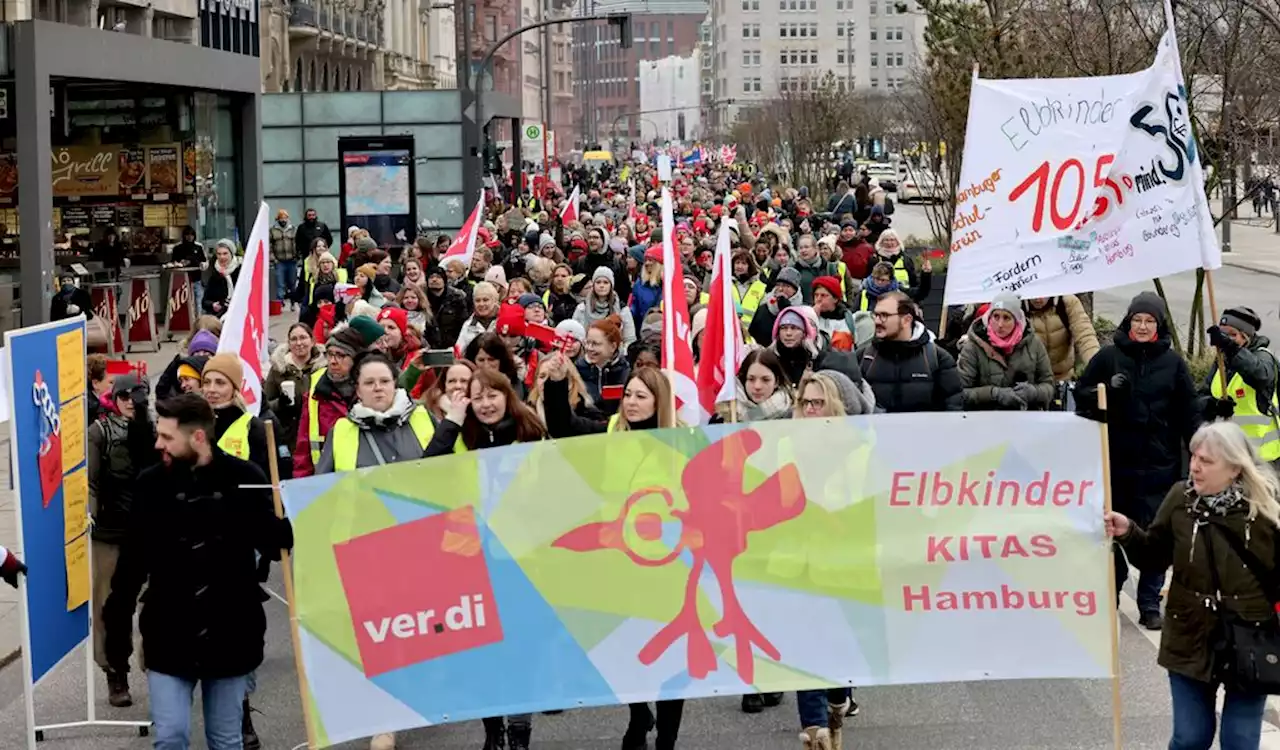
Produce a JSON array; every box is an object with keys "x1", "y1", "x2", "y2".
[
  {"x1": 376, "y1": 306, "x2": 409, "y2": 338},
  {"x1": 495, "y1": 303, "x2": 526, "y2": 337},
  {"x1": 812, "y1": 275, "x2": 842, "y2": 301}
]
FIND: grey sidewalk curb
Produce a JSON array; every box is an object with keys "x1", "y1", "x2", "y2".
[{"x1": 1223, "y1": 259, "x2": 1280, "y2": 278}]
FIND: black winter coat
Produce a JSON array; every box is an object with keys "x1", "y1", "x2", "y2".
[
  {"x1": 427, "y1": 286, "x2": 470, "y2": 349},
  {"x1": 87, "y1": 413, "x2": 158, "y2": 544},
  {"x1": 546, "y1": 289, "x2": 579, "y2": 326},
  {"x1": 855, "y1": 326, "x2": 964, "y2": 412},
  {"x1": 202, "y1": 267, "x2": 240, "y2": 315},
  {"x1": 103, "y1": 450, "x2": 293, "y2": 680},
  {"x1": 1076, "y1": 325, "x2": 1201, "y2": 518},
  {"x1": 213, "y1": 405, "x2": 273, "y2": 480},
  {"x1": 576, "y1": 353, "x2": 630, "y2": 417},
  {"x1": 573, "y1": 252, "x2": 631, "y2": 308}
]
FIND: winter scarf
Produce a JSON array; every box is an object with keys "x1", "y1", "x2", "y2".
[
  {"x1": 737, "y1": 388, "x2": 793, "y2": 421},
  {"x1": 1188, "y1": 479, "x2": 1248, "y2": 517},
  {"x1": 861, "y1": 275, "x2": 898, "y2": 299},
  {"x1": 766, "y1": 287, "x2": 804, "y2": 315},
  {"x1": 348, "y1": 390, "x2": 416, "y2": 428},
  {"x1": 216, "y1": 254, "x2": 240, "y2": 294},
  {"x1": 984, "y1": 319, "x2": 1025, "y2": 354}
]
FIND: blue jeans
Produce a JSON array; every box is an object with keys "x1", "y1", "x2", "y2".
[
  {"x1": 1168, "y1": 671, "x2": 1266, "y2": 750},
  {"x1": 192, "y1": 280, "x2": 204, "y2": 318},
  {"x1": 797, "y1": 688, "x2": 851, "y2": 728},
  {"x1": 148, "y1": 670, "x2": 251, "y2": 750},
  {"x1": 275, "y1": 260, "x2": 297, "y2": 302}
]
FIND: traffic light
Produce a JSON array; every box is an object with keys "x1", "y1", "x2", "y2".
[
  {"x1": 483, "y1": 141, "x2": 505, "y2": 176},
  {"x1": 608, "y1": 13, "x2": 632, "y2": 49}
]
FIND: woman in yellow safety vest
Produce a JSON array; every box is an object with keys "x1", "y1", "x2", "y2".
[
  {"x1": 200, "y1": 352, "x2": 272, "y2": 478},
  {"x1": 304, "y1": 249, "x2": 348, "y2": 308},
  {"x1": 730, "y1": 249, "x2": 768, "y2": 330},
  {"x1": 869, "y1": 229, "x2": 932, "y2": 300},
  {"x1": 538, "y1": 355, "x2": 686, "y2": 748},
  {"x1": 1204, "y1": 307, "x2": 1280, "y2": 466}
]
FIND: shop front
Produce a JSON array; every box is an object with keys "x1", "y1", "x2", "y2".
[{"x1": 7, "y1": 19, "x2": 263, "y2": 332}]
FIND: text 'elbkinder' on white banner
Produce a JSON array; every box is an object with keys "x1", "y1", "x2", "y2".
[{"x1": 944, "y1": 28, "x2": 1220, "y2": 306}]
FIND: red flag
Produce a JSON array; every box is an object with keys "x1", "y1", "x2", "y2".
[
  {"x1": 696, "y1": 220, "x2": 744, "y2": 416},
  {"x1": 559, "y1": 185, "x2": 580, "y2": 224},
  {"x1": 442, "y1": 190, "x2": 485, "y2": 268},
  {"x1": 660, "y1": 189, "x2": 706, "y2": 424},
  {"x1": 217, "y1": 203, "x2": 270, "y2": 415},
  {"x1": 628, "y1": 181, "x2": 641, "y2": 224}
]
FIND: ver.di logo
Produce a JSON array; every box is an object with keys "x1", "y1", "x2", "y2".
[{"x1": 1129, "y1": 85, "x2": 1197, "y2": 183}]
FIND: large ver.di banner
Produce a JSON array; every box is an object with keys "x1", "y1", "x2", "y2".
[
  {"x1": 944, "y1": 27, "x2": 1220, "y2": 305},
  {"x1": 280, "y1": 413, "x2": 1111, "y2": 747}
]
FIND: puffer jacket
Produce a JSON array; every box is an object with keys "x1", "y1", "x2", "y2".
[
  {"x1": 629, "y1": 281, "x2": 662, "y2": 327},
  {"x1": 1075, "y1": 320, "x2": 1201, "y2": 512},
  {"x1": 455, "y1": 314, "x2": 494, "y2": 355},
  {"x1": 855, "y1": 322, "x2": 964, "y2": 412},
  {"x1": 957, "y1": 320, "x2": 1056, "y2": 410},
  {"x1": 573, "y1": 296, "x2": 637, "y2": 349},
  {"x1": 1120, "y1": 481, "x2": 1280, "y2": 683},
  {"x1": 427, "y1": 285, "x2": 471, "y2": 348},
  {"x1": 1024, "y1": 295, "x2": 1100, "y2": 380},
  {"x1": 576, "y1": 351, "x2": 631, "y2": 416},
  {"x1": 262, "y1": 343, "x2": 326, "y2": 444},
  {"x1": 314, "y1": 391, "x2": 427, "y2": 474},
  {"x1": 87, "y1": 412, "x2": 158, "y2": 544}
]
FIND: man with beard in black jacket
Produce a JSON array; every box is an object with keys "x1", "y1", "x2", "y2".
[
  {"x1": 1076, "y1": 291, "x2": 1200, "y2": 630},
  {"x1": 856, "y1": 291, "x2": 963, "y2": 411},
  {"x1": 293, "y1": 207, "x2": 333, "y2": 261},
  {"x1": 103, "y1": 393, "x2": 293, "y2": 750}
]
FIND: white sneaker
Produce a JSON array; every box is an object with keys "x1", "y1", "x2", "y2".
[{"x1": 370, "y1": 732, "x2": 396, "y2": 750}]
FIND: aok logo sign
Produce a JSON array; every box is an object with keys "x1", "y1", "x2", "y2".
[{"x1": 335, "y1": 506, "x2": 503, "y2": 677}]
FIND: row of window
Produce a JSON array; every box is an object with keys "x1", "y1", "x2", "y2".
[
  {"x1": 778, "y1": 48, "x2": 820, "y2": 65},
  {"x1": 736, "y1": 0, "x2": 908, "y2": 11},
  {"x1": 748, "y1": 22, "x2": 910, "y2": 39}
]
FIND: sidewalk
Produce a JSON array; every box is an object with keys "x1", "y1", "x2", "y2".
[
  {"x1": 1220, "y1": 220, "x2": 1280, "y2": 276},
  {"x1": 0, "y1": 313, "x2": 296, "y2": 670}
]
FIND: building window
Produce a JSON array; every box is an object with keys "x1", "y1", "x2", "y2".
[
  {"x1": 870, "y1": 52, "x2": 878, "y2": 67},
  {"x1": 884, "y1": 0, "x2": 894, "y2": 12},
  {"x1": 869, "y1": 28, "x2": 877, "y2": 40},
  {"x1": 871, "y1": 77, "x2": 879, "y2": 87},
  {"x1": 752, "y1": 50, "x2": 761, "y2": 65},
  {"x1": 869, "y1": 2, "x2": 876, "y2": 13}
]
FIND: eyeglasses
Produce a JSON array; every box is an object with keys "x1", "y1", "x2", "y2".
[
  {"x1": 801, "y1": 398, "x2": 826, "y2": 410},
  {"x1": 872, "y1": 311, "x2": 901, "y2": 321}
]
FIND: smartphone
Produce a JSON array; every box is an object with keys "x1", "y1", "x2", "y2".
[
  {"x1": 419, "y1": 349, "x2": 456, "y2": 368},
  {"x1": 601, "y1": 384, "x2": 625, "y2": 400}
]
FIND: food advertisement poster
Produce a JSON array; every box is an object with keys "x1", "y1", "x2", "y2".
[
  {"x1": 51, "y1": 146, "x2": 120, "y2": 198},
  {"x1": 147, "y1": 145, "x2": 180, "y2": 196},
  {"x1": 117, "y1": 146, "x2": 147, "y2": 197}
]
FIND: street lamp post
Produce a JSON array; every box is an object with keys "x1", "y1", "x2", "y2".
[{"x1": 473, "y1": 12, "x2": 631, "y2": 196}]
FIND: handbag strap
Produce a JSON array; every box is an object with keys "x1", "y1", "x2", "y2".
[{"x1": 1203, "y1": 521, "x2": 1280, "y2": 607}]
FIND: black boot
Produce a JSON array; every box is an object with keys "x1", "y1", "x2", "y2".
[
  {"x1": 622, "y1": 703, "x2": 654, "y2": 750},
  {"x1": 506, "y1": 721, "x2": 531, "y2": 750},
  {"x1": 741, "y1": 693, "x2": 765, "y2": 713},
  {"x1": 762, "y1": 692, "x2": 783, "y2": 707},
  {"x1": 106, "y1": 670, "x2": 132, "y2": 708},
  {"x1": 242, "y1": 698, "x2": 261, "y2": 750},
  {"x1": 482, "y1": 717, "x2": 506, "y2": 750}
]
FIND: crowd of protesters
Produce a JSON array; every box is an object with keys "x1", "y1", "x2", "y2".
[{"x1": 60, "y1": 154, "x2": 1280, "y2": 750}]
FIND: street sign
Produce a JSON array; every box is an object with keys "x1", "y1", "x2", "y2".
[{"x1": 523, "y1": 123, "x2": 543, "y2": 141}]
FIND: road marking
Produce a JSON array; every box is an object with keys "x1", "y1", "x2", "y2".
[
  {"x1": 1119, "y1": 569, "x2": 1280, "y2": 747},
  {"x1": 264, "y1": 586, "x2": 288, "y2": 606}
]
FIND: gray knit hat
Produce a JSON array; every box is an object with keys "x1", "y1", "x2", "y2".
[
  {"x1": 818, "y1": 370, "x2": 869, "y2": 416},
  {"x1": 775, "y1": 266, "x2": 803, "y2": 292}
]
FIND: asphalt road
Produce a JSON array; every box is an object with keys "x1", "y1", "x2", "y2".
[{"x1": 0, "y1": 566, "x2": 1222, "y2": 750}]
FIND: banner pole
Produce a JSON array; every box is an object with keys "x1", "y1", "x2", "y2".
[
  {"x1": 1096, "y1": 385, "x2": 1123, "y2": 750},
  {"x1": 264, "y1": 424, "x2": 318, "y2": 750},
  {"x1": 1202, "y1": 269, "x2": 1229, "y2": 394}
]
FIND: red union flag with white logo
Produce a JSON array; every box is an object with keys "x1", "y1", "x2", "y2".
[
  {"x1": 559, "y1": 185, "x2": 580, "y2": 224},
  {"x1": 442, "y1": 191, "x2": 485, "y2": 269},
  {"x1": 660, "y1": 189, "x2": 706, "y2": 424},
  {"x1": 696, "y1": 220, "x2": 743, "y2": 416},
  {"x1": 217, "y1": 202, "x2": 270, "y2": 415}
]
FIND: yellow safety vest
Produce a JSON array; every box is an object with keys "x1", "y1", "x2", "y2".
[
  {"x1": 1211, "y1": 367, "x2": 1280, "y2": 462},
  {"x1": 732, "y1": 280, "x2": 768, "y2": 326},
  {"x1": 306, "y1": 368, "x2": 328, "y2": 464},
  {"x1": 856, "y1": 291, "x2": 872, "y2": 312},
  {"x1": 218, "y1": 411, "x2": 254, "y2": 461},
  {"x1": 883, "y1": 256, "x2": 910, "y2": 289},
  {"x1": 330, "y1": 406, "x2": 464, "y2": 472},
  {"x1": 307, "y1": 268, "x2": 348, "y2": 305},
  {"x1": 607, "y1": 413, "x2": 621, "y2": 432}
]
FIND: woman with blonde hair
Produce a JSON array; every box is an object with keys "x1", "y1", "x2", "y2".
[
  {"x1": 793, "y1": 370, "x2": 873, "y2": 419},
  {"x1": 1106, "y1": 420, "x2": 1280, "y2": 750},
  {"x1": 526, "y1": 355, "x2": 601, "y2": 425}
]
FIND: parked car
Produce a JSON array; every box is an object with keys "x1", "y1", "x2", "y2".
[
  {"x1": 861, "y1": 163, "x2": 898, "y2": 192},
  {"x1": 899, "y1": 171, "x2": 944, "y2": 203}
]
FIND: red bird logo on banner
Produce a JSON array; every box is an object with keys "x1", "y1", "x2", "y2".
[{"x1": 552, "y1": 430, "x2": 807, "y2": 684}]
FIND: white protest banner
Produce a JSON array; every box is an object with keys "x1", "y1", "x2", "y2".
[{"x1": 944, "y1": 28, "x2": 1220, "y2": 305}]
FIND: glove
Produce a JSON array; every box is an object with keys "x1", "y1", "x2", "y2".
[
  {"x1": 1012, "y1": 382, "x2": 1040, "y2": 406},
  {"x1": 994, "y1": 387, "x2": 1027, "y2": 410},
  {"x1": 1207, "y1": 325, "x2": 1240, "y2": 356},
  {"x1": 0, "y1": 548, "x2": 27, "y2": 589},
  {"x1": 1109, "y1": 373, "x2": 1130, "y2": 391},
  {"x1": 1214, "y1": 397, "x2": 1236, "y2": 420}
]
